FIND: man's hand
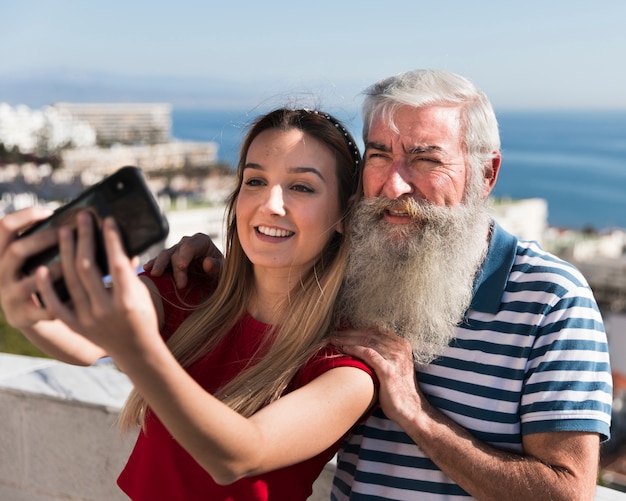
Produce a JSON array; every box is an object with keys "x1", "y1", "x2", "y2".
[
  {"x1": 332, "y1": 327, "x2": 600, "y2": 501},
  {"x1": 332, "y1": 327, "x2": 423, "y2": 425},
  {"x1": 144, "y1": 233, "x2": 223, "y2": 289}
]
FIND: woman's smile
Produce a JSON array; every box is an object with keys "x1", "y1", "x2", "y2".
[{"x1": 255, "y1": 225, "x2": 295, "y2": 238}]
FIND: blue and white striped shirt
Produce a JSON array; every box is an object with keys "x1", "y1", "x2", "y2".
[{"x1": 332, "y1": 222, "x2": 612, "y2": 500}]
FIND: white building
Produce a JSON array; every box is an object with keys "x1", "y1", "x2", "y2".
[
  {"x1": 0, "y1": 103, "x2": 96, "y2": 153},
  {"x1": 53, "y1": 102, "x2": 172, "y2": 145},
  {"x1": 489, "y1": 197, "x2": 548, "y2": 245}
]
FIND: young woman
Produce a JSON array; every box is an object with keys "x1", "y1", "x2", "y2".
[{"x1": 0, "y1": 108, "x2": 376, "y2": 500}]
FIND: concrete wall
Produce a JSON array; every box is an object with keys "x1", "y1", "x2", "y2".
[
  {"x1": 0, "y1": 354, "x2": 135, "y2": 500},
  {"x1": 0, "y1": 390, "x2": 135, "y2": 500}
]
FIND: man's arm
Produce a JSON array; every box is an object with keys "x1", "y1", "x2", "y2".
[{"x1": 333, "y1": 328, "x2": 600, "y2": 501}]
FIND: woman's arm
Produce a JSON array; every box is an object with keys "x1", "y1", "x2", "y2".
[
  {"x1": 116, "y1": 343, "x2": 374, "y2": 484},
  {"x1": 39, "y1": 212, "x2": 375, "y2": 484},
  {"x1": 0, "y1": 208, "x2": 106, "y2": 365}
]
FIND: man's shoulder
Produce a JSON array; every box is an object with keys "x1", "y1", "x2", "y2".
[
  {"x1": 473, "y1": 224, "x2": 598, "y2": 315},
  {"x1": 473, "y1": 223, "x2": 592, "y2": 313},
  {"x1": 511, "y1": 238, "x2": 591, "y2": 290}
]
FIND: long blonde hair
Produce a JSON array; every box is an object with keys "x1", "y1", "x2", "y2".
[{"x1": 119, "y1": 108, "x2": 362, "y2": 431}]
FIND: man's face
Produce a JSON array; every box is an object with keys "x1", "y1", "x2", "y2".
[
  {"x1": 338, "y1": 104, "x2": 495, "y2": 363},
  {"x1": 362, "y1": 104, "x2": 469, "y2": 211}
]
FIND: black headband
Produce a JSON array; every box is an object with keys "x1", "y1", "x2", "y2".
[{"x1": 309, "y1": 110, "x2": 360, "y2": 168}]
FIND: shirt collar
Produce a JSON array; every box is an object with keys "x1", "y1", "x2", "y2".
[{"x1": 470, "y1": 221, "x2": 518, "y2": 314}]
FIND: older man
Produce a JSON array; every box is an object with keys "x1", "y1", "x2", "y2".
[
  {"x1": 150, "y1": 70, "x2": 612, "y2": 500},
  {"x1": 329, "y1": 70, "x2": 611, "y2": 500}
]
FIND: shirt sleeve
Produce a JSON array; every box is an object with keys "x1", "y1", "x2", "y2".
[
  {"x1": 289, "y1": 345, "x2": 379, "y2": 421},
  {"x1": 520, "y1": 277, "x2": 612, "y2": 441},
  {"x1": 140, "y1": 270, "x2": 209, "y2": 340}
]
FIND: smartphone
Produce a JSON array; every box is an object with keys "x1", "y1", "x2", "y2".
[{"x1": 19, "y1": 165, "x2": 169, "y2": 302}]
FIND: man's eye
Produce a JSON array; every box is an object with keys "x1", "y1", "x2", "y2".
[
  {"x1": 366, "y1": 153, "x2": 387, "y2": 162},
  {"x1": 414, "y1": 157, "x2": 441, "y2": 165}
]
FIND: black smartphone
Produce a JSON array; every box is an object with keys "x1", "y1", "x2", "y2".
[{"x1": 19, "y1": 165, "x2": 169, "y2": 302}]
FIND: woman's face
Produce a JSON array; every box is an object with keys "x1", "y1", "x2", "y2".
[{"x1": 236, "y1": 128, "x2": 342, "y2": 277}]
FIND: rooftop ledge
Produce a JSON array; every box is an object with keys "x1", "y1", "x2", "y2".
[{"x1": 0, "y1": 352, "x2": 132, "y2": 411}]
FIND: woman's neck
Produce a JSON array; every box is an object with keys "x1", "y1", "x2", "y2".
[{"x1": 247, "y1": 267, "x2": 303, "y2": 324}]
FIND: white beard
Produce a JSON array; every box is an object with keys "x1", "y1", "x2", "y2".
[{"x1": 336, "y1": 195, "x2": 491, "y2": 365}]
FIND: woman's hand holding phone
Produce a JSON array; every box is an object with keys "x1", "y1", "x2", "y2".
[
  {"x1": 0, "y1": 207, "x2": 56, "y2": 327},
  {"x1": 35, "y1": 211, "x2": 161, "y2": 367},
  {"x1": 0, "y1": 208, "x2": 107, "y2": 364}
]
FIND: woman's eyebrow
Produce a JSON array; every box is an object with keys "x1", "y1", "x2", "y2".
[
  {"x1": 243, "y1": 164, "x2": 326, "y2": 182},
  {"x1": 288, "y1": 166, "x2": 325, "y2": 181}
]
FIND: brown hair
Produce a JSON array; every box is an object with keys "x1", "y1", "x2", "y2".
[{"x1": 119, "y1": 108, "x2": 362, "y2": 430}]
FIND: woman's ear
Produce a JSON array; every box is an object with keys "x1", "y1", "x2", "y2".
[{"x1": 335, "y1": 193, "x2": 360, "y2": 235}]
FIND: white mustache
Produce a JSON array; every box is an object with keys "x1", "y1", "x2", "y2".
[{"x1": 367, "y1": 196, "x2": 427, "y2": 218}]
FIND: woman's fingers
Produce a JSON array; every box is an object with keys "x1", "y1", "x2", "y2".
[
  {"x1": 102, "y1": 217, "x2": 134, "y2": 283},
  {"x1": 35, "y1": 265, "x2": 74, "y2": 322},
  {"x1": 0, "y1": 207, "x2": 52, "y2": 251},
  {"x1": 0, "y1": 221, "x2": 58, "y2": 283}
]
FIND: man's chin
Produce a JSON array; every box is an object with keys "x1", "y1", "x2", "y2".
[
  {"x1": 338, "y1": 195, "x2": 491, "y2": 365},
  {"x1": 382, "y1": 223, "x2": 424, "y2": 250}
]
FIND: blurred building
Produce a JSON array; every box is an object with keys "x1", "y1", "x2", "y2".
[
  {"x1": 0, "y1": 102, "x2": 220, "y2": 182},
  {"x1": 0, "y1": 103, "x2": 96, "y2": 153},
  {"x1": 489, "y1": 197, "x2": 548, "y2": 245},
  {"x1": 53, "y1": 102, "x2": 172, "y2": 145},
  {"x1": 60, "y1": 141, "x2": 218, "y2": 175}
]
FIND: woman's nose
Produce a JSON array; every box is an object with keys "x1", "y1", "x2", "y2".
[{"x1": 260, "y1": 185, "x2": 286, "y2": 216}]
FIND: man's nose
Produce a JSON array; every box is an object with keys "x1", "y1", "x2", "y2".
[
  {"x1": 381, "y1": 161, "x2": 414, "y2": 200},
  {"x1": 261, "y1": 185, "x2": 286, "y2": 216}
]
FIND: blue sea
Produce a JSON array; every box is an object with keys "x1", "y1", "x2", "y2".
[{"x1": 172, "y1": 109, "x2": 626, "y2": 231}]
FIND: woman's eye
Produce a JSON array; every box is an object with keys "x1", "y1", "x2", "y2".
[
  {"x1": 244, "y1": 178, "x2": 264, "y2": 187},
  {"x1": 292, "y1": 184, "x2": 314, "y2": 193}
]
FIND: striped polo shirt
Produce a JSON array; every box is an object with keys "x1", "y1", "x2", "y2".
[{"x1": 332, "y1": 222, "x2": 612, "y2": 500}]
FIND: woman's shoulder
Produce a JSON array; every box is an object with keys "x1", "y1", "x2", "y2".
[{"x1": 294, "y1": 345, "x2": 376, "y2": 388}]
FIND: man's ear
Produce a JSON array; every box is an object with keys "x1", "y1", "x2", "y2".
[{"x1": 482, "y1": 151, "x2": 501, "y2": 199}]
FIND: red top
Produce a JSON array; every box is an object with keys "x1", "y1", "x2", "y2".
[{"x1": 117, "y1": 272, "x2": 375, "y2": 500}]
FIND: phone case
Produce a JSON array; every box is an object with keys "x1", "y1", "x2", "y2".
[{"x1": 20, "y1": 165, "x2": 169, "y2": 301}]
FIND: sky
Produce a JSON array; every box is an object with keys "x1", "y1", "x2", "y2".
[{"x1": 2, "y1": 0, "x2": 626, "y2": 112}]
